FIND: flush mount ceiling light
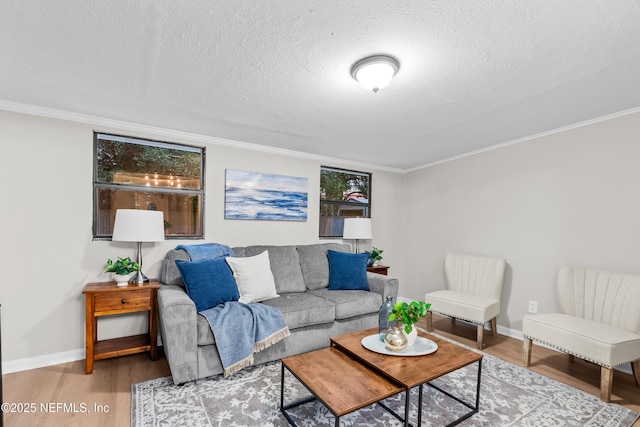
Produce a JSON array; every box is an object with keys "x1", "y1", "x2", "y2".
[{"x1": 350, "y1": 55, "x2": 400, "y2": 93}]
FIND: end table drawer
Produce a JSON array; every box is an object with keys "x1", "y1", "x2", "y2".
[{"x1": 94, "y1": 290, "x2": 151, "y2": 313}]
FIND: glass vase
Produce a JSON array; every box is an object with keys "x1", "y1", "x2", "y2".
[{"x1": 378, "y1": 296, "x2": 397, "y2": 342}]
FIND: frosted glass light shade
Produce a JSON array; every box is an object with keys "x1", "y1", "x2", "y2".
[
  {"x1": 351, "y1": 55, "x2": 400, "y2": 93},
  {"x1": 112, "y1": 209, "x2": 165, "y2": 242}
]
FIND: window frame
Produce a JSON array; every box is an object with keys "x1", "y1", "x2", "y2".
[
  {"x1": 92, "y1": 132, "x2": 206, "y2": 240},
  {"x1": 319, "y1": 166, "x2": 372, "y2": 238}
]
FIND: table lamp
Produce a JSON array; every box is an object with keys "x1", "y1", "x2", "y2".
[
  {"x1": 112, "y1": 209, "x2": 165, "y2": 283},
  {"x1": 342, "y1": 217, "x2": 373, "y2": 253}
]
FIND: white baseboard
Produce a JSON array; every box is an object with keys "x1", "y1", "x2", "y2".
[
  {"x1": 3, "y1": 336, "x2": 164, "y2": 375},
  {"x1": 421, "y1": 310, "x2": 633, "y2": 375},
  {"x1": 3, "y1": 317, "x2": 632, "y2": 376},
  {"x1": 3, "y1": 349, "x2": 86, "y2": 374}
]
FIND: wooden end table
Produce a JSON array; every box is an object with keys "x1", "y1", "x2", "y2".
[
  {"x1": 83, "y1": 280, "x2": 160, "y2": 374},
  {"x1": 367, "y1": 265, "x2": 389, "y2": 275}
]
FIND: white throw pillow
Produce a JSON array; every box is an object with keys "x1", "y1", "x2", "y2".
[{"x1": 225, "y1": 251, "x2": 279, "y2": 303}]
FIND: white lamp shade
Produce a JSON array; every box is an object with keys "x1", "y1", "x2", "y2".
[
  {"x1": 343, "y1": 218, "x2": 373, "y2": 240},
  {"x1": 112, "y1": 209, "x2": 165, "y2": 242}
]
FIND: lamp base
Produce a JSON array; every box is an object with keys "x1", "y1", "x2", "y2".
[{"x1": 129, "y1": 272, "x2": 150, "y2": 284}]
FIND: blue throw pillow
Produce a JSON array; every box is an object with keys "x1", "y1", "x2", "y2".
[
  {"x1": 176, "y1": 257, "x2": 240, "y2": 312},
  {"x1": 327, "y1": 250, "x2": 370, "y2": 291}
]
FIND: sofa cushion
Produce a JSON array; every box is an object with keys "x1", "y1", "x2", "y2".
[
  {"x1": 244, "y1": 245, "x2": 306, "y2": 293},
  {"x1": 231, "y1": 246, "x2": 247, "y2": 257},
  {"x1": 197, "y1": 313, "x2": 216, "y2": 345},
  {"x1": 297, "y1": 243, "x2": 351, "y2": 290},
  {"x1": 309, "y1": 289, "x2": 381, "y2": 320},
  {"x1": 261, "y1": 292, "x2": 336, "y2": 329},
  {"x1": 196, "y1": 293, "x2": 336, "y2": 345},
  {"x1": 327, "y1": 250, "x2": 370, "y2": 291},
  {"x1": 523, "y1": 313, "x2": 640, "y2": 367},
  {"x1": 175, "y1": 257, "x2": 240, "y2": 312},
  {"x1": 160, "y1": 249, "x2": 191, "y2": 287},
  {"x1": 225, "y1": 251, "x2": 279, "y2": 303}
]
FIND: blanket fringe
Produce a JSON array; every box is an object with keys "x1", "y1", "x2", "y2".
[
  {"x1": 223, "y1": 355, "x2": 254, "y2": 378},
  {"x1": 254, "y1": 327, "x2": 291, "y2": 353},
  {"x1": 224, "y1": 327, "x2": 290, "y2": 377}
]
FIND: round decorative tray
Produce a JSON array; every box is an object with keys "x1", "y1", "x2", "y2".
[{"x1": 361, "y1": 334, "x2": 438, "y2": 356}]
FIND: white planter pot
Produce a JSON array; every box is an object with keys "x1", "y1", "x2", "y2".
[
  {"x1": 402, "y1": 324, "x2": 418, "y2": 346},
  {"x1": 114, "y1": 273, "x2": 133, "y2": 287}
]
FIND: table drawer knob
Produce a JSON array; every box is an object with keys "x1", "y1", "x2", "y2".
[{"x1": 121, "y1": 299, "x2": 127, "y2": 304}]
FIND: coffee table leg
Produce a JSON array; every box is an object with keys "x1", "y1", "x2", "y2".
[
  {"x1": 405, "y1": 388, "x2": 411, "y2": 427},
  {"x1": 418, "y1": 385, "x2": 423, "y2": 426},
  {"x1": 475, "y1": 358, "x2": 482, "y2": 411},
  {"x1": 280, "y1": 362, "x2": 285, "y2": 413},
  {"x1": 423, "y1": 358, "x2": 483, "y2": 427},
  {"x1": 280, "y1": 362, "x2": 328, "y2": 427}
]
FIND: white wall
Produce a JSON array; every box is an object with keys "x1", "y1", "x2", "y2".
[
  {"x1": 0, "y1": 109, "x2": 404, "y2": 371},
  {"x1": 402, "y1": 111, "x2": 640, "y2": 331},
  {"x1": 4, "y1": 106, "x2": 639, "y2": 372}
]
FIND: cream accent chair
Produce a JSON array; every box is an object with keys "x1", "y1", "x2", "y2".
[
  {"x1": 425, "y1": 252, "x2": 507, "y2": 350},
  {"x1": 523, "y1": 266, "x2": 640, "y2": 402}
]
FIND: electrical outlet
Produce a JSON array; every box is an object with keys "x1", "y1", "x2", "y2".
[{"x1": 528, "y1": 300, "x2": 538, "y2": 314}]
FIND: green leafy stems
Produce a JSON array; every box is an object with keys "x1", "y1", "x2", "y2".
[
  {"x1": 388, "y1": 301, "x2": 431, "y2": 334},
  {"x1": 370, "y1": 247, "x2": 384, "y2": 262},
  {"x1": 105, "y1": 257, "x2": 140, "y2": 275}
]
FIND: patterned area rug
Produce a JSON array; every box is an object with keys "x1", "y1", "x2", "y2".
[{"x1": 132, "y1": 339, "x2": 639, "y2": 427}]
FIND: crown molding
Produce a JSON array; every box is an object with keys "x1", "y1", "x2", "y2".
[
  {"x1": 407, "y1": 106, "x2": 640, "y2": 173},
  {"x1": 0, "y1": 100, "x2": 405, "y2": 174}
]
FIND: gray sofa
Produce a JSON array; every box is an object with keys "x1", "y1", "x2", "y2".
[{"x1": 158, "y1": 242, "x2": 399, "y2": 384}]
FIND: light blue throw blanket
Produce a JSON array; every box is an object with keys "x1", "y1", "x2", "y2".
[
  {"x1": 200, "y1": 302, "x2": 290, "y2": 377},
  {"x1": 175, "y1": 243, "x2": 234, "y2": 260}
]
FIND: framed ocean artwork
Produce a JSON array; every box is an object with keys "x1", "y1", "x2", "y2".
[{"x1": 224, "y1": 169, "x2": 308, "y2": 221}]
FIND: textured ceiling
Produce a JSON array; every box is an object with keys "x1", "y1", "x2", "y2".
[{"x1": 2, "y1": 1, "x2": 640, "y2": 170}]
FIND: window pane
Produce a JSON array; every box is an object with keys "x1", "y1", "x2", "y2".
[
  {"x1": 96, "y1": 135, "x2": 202, "y2": 190},
  {"x1": 95, "y1": 188, "x2": 202, "y2": 238},
  {"x1": 319, "y1": 166, "x2": 371, "y2": 238},
  {"x1": 320, "y1": 203, "x2": 370, "y2": 237},
  {"x1": 320, "y1": 167, "x2": 369, "y2": 201},
  {"x1": 93, "y1": 133, "x2": 205, "y2": 239}
]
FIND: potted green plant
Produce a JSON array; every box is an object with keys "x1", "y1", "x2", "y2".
[
  {"x1": 105, "y1": 257, "x2": 140, "y2": 286},
  {"x1": 368, "y1": 247, "x2": 384, "y2": 266},
  {"x1": 388, "y1": 301, "x2": 431, "y2": 346}
]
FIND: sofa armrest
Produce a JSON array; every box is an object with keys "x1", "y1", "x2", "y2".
[
  {"x1": 158, "y1": 284, "x2": 198, "y2": 385},
  {"x1": 367, "y1": 272, "x2": 399, "y2": 301}
]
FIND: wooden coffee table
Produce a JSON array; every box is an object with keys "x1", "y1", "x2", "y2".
[
  {"x1": 280, "y1": 328, "x2": 482, "y2": 427},
  {"x1": 332, "y1": 328, "x2": 483, "y2": 426},
  {"x1": 280, "y1": 346, "x2": 405, "y2": 426}
]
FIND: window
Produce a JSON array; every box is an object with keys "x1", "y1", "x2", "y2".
[
  {"x1": 93, "y1": 133, "x2": 205, "y2": 239},
  {"x1": 319, "y1": 166, "x2": 371, "y2": 237}
]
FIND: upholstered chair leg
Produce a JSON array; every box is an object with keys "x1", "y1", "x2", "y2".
[
  {"x1": 476, "y1": 324, "x2": 484, "y2": 350},
  {"x1": 632, "y1": 360, "x2": 640, "y2": 387},
  {"x1": 490, "y1": 317, "x2": 497, "y2": 336},
  {"x1": 523, "y1": 338, "x2": 532, "y2": 367},
  {"x1": 600, "y1": 366, "x2": 613, "y2": 402},
  {"x1": 568, "y1": 354, "x2": 575, "y2": 362},
  {"x1": 426, "y1": 311, "x2": 433, "y2": 332},
  {"x1": 451, "y1": 317, "x2": 456, "y2": 326}
]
